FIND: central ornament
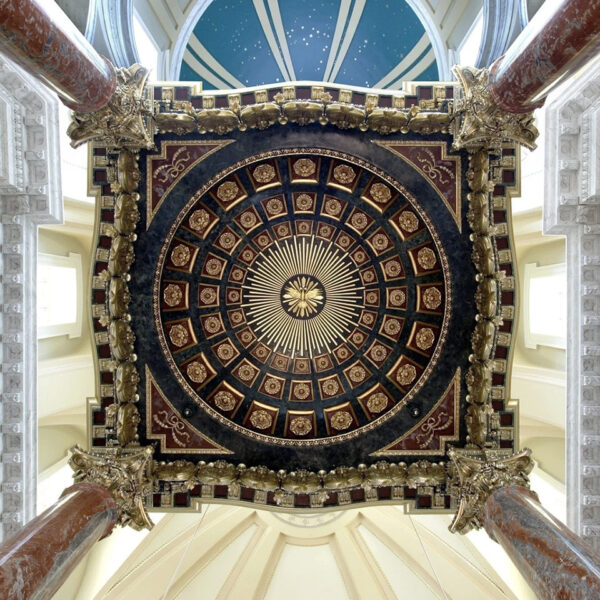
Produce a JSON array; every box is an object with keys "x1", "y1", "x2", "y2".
[
  {"x1": 243, "y1": 236, "x2": 362, "y2": 358},
  {"x1": 281, "y1": 275, "x2": 325, "y2": 319}
]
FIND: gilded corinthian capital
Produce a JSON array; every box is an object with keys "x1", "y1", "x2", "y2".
[
  {"x1": 448, "y1": 447, "x2": 534, "y2": 534},
  {"x1": 452, "y1": 66, "x2": 539, "y2": 151},
  {"x1": 69, "y1": 445, "x2": 155, "y2": 530},
  {"x1": 67, "y1": 64, "x2": 154, "y2": 150}
]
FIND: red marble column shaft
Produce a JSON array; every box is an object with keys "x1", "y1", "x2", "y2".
[
  {"x1": 489, "y1": 0, "x2": 600, "y2": 113},
  {"x1": 0, "y1": 482, "x2": 117, "y2": 600},
  {"x1": 483, "y1": 485, "x2": 600, "y2": 600},
  {"x1": 0, "y1": 0, "x2": 116, "y2": 111}
]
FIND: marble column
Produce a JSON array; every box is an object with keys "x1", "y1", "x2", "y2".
[
  {"x1": 483, "y1": 485, "x2": 600, "y2": 600},
  {"x1": 489, "y1": 0, "x2": 600, "y2": 113},
  {"x1": 0, "y1": 0, "x2": 116, "y2": 111},
  {"x1": 0, "y1": 482, "x2": 117, "y2": 600}
]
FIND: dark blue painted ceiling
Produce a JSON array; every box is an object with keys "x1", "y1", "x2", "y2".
[{"x1": 179, "y1": 0, "x2": 439, "y2": 89}]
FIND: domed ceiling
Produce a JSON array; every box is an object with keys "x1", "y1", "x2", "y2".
[
  {"x1": 178, "y1": 0, "x2": 439, "y2": 89},
  {"x1": 85, "y1": 79, "x2": 518, "y2": 517}
]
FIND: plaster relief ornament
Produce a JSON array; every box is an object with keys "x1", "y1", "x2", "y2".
[
  {"x1": 204, "y1": 316, "x2": 221, "y2": 334},
  {"x1": 253, "y1": 163, "x2": 276, "y2": 182},
  {"x1": 214, "y1": 391, "x2": 236, "y2": 411},
  {"x1": 250, "y1": 409, "x2": 273, "y2": 430},
  {"x1": 417, "y1": 247, "x2": 437, "y2": 270},
  {"x1": 266, "y1": 197, "x2": 284, "y2": 214},
  {"x1": 349, "y1": 365, "x2": 367, "y2": 383},
  {"x1": 205, "y1": 258, "x2": 222, "y2": 276},
  {"x1": 396, "y1": 364, "x2": 417, "y2": 386},
  {"x1": 218, "y1": 231, "x2": 236, "y2": 249},
  {"x1": 384, "y1": 318, "x2": 402, "y2": 336},
  {"x1": 330, "y1": 411, "x2": 353, "y2": 431},
  {"x1": 237, "y1": 364, "x2": 255, "y2": 382},
  {"x1": 240, "y1": 211, "x2": 257, "y2": 228},
  {"x1": 423, "y1": 287, "x2": 442, "y2": 310},
  {"x1": 333, "y1": 164, "x2": 356, "y2": 184},
  {"x1": 366, "y1": 291, "x2": 378, "y2": 304},
  {"x1": 163, "y1": 284, "x2": 182, "y2": 307},
  {"x1": 389, "y1": 289, "x2": 406, "y2": 307},
  {"x1": 367, "y1": 393, "x2": 389, "y2": 414},
  {"x1": 295, "y1": 193, "x2": 313, "y2": 210},
  {"x1": 293, "y1": 158, "x2": 317, "y2": 177},
  {"x1": 200, "y1": 288, "x2": 217, "y2": 305},
  {"x1": 171, "y1": 244, "x2": 191, "y2": 267},
  {"x1": 351, "y1": 212, "x2": 369, "y2": 230},
  {"x1": 293, "y1": 383, "x2": 311, "y2": 400},
  {"x1": 216, "y1": 342, "x2": 235, "y2": 361},
  {"x1": 264, "y1": 377, "x2": 282, "y2": 395},
  {"x1": 322, "y1": 379, "x2": 340, "y2": 397},
  {"x1": 325, "y1": 198, "x2": 342, "y2": 215},
  {"x1": 370, "y1": 344, "x2": 389, "y2": 362},
  {"x1": 189, "y1": 208, "x2": 210, "y2": 232},
  {"x1": 290, "y1": 416, "x2": 312, "y2": 436},
  {"x1": 186, "y1": 361, "x2": 207, "y2": 383},
  {"x1": 370, "y1": 182, "x2": 392, "y2": 203},
  {"x1": 416, "y1": 327, "x2": 436, "y2": 350},
  {"x1": 399, "y1": 210, "x2": 419, "y2": 232},
  {"x1": 384, "y1": 260, "x2": 402, "y2": 278},
  {"x1": 217, "y1": 180, "x2": 239, "y2": 202},
  {"x1": 169, "y1": 324, "x2": 189, "y2": 347}
]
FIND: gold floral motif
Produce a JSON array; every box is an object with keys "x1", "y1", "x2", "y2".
[
  {"x1": 361, "y1": 313, "x2": 374, "y2": 325},
  {"x1": 205, "y1": 258, "x2": 223, "y2": 275},
  {"x1": 230, "y1": 311, "x2": 243, "y2": 324},
  {"x1": 366, "y1": 291, "x2": 378, "y2": 304},
  {"x1": 337, "y1": 234, "x2": 352, "y2": 248},
  {"x1": 237, "y1": 364, "x2": 256, "y2": 382},
  {"x1": 204, "y1": 316, "x2": 221, "y2": 334},
  {"x1": 389, "y1": 289, "x2": 405, "y2": 306},
  {"x1": 214, "y1": 391, "x2": 236, "y2": 411},
  {"x1": 241, "y1": 249, "x2": 255, "y2": 262},
  {"x1": 239, "y1": 330, "x2": 253, "y2": 343},
  {"x1": 228, "y1": 290, "x2": 241, "y2": 303},
  {"x1": 367, "y1": 393, "x2": 388, "y2": 414},
  {"x1": 423, "y1": 287, "x2": 442, "y2": 310},
  {"x1": 399, "y1": 210, "x2": 419, "y2": 232},
  {"x1": 330, "y1": 411, "x2": 352, "y2": 431},
  {"x1": 349, "y1": 366, "x2": 367, "y2": 383},
  {"x1": 371, "y1": 233, "x2": 389, "y2": 251},
  {"x1": 293, "y1": 158, "x2": 316, "y2": 177},
  {"x1": 384, "y1": 318, "x2": 401, "y2": 336},
  {"x1": 230, "y1": 268, "x2": 244, "y2": 281},
  {"x1": 351, "y1": 212, "x2": 368, "y2": 229},
  {"x1": 254, "y1": 345, "x2": 269, "y2": 358},
  {"x1": 297, "y1": 222, "x2": 310, "y2": 234},
  {"x1": 321, "y1": 379, "x2": 340, "y2": 396},
  {"x1": 250, "y1": 409, "x2": 273, "y2": 430},
  {"x1": 336, "y1": 347, "x2": 350, "y2": 360},
  {"x1": 354, "y1": 250, "x2": 366, "y2": 263},
  {"x1": 163, "y1": 284, "x2": 182, "y2": 307},
  {"x1": 384, "y1": 260, "x2": 402, "y2": 278},
  {"x1": 276, "y1": 224, "x2": 290, "y2": 236},
  {"x1": 293, "y1": 383, "x2": 311, "y2": 400},
  {"x1": 239, "y1": 211, "x2": 257, "y2": 229},
  {"x1": 319, "y1": 225, "x2": 332, "y2": 236},
  {"x1": 217, "y1": 180, "x2": 239, "y2": 202},
  {"x1": 416, "y1": 327, "x2": 435, "y2": 350},
  {"x1": 370, "y1": 182, "x2": 392, "y2": 203},
  {"x1": 417, "y1": 247, "x2": 437, "y2": 270},
  {"x1": 351, "y1": 331, "x2": 365, "y2": 345},
  {"x1": 295, "y1": 193, "x2": 313, "y2": 210},
  {"x1": 333, "y1": 164, "x2": 356, "y2": 184},
  {"x1": 370, "y1": 344, "x2": 389, "y2": 362},
  {"x1": 325, "y1": 198, "x2": 342, "y2": 215},
  {"x1": 186, "y1": 361, "x2": 207, "y2": 383},
  {"x1": 396, "y1": 364, "x2": 417, "y2": 386},
  {"x1": 253, "y1": 163, "x2": 276, "y2": 183},
  {"x1": 317, "y1": 357, "x2": 330, "y2": 370},
  {"x1": 256, "y1": 234, "x2": 270, "y2": 246},
  {"x1": 216, "y1": 343, "x2": 235, "y2": 361},
  {"x1": 189, "y1": 208, "x2": 210, "y2": 232},
  {"x1": 169, "y1": 324, "x2": 189, "y2": 347},
  {"x1": 362, "y1": 270, "x2": 375, "y2": 283},
  {"x1": 264, "y1": 377, "x2": 282, "y2": 395},
  {"x1": 171, "y1": 244, "x2": 191, "y2": 267},
  {"x1": 199, "y1": 287, "x2": 217, "y2": 305},
  {"x1": 266, "y1": 197, "x2": 284, "y2": 214},
  {"x1": 218, "y1": 231, "x2": 237, "y2": 249},
  {"x1": 290, "y1": 416, "x2": 312, "y2": 436}
]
